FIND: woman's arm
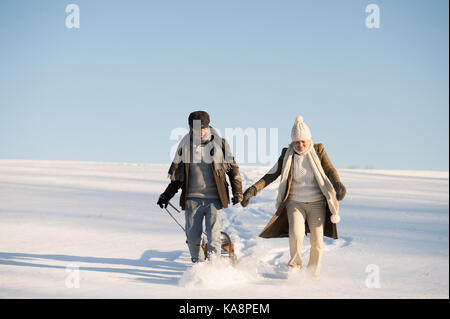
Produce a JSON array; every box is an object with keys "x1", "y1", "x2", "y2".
[
  {"x1": 240, "y1": 147, "x2": 288, "y2": 207},
  {"x1": 315, "y1": 144, "x2": 341, "y2": 184},
  {"x1": 253, "y1": 147, "x2": 288, "y2": 192},
  {"x1": 316, "y1": 143, "x2": 346, "y2": 200}
]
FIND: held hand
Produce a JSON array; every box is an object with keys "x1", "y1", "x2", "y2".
[
  {"x1": 232, "y1": 194, "x2": 243, "y2": 205},
  {"x1": 333, "y1": 182, "x2": 346, "y2": 201},
  {"x1": 241, "y1": 186, "x2": 257, "y2": 207},
  {"x1": 157, "y1": 194, "x2": 169, "y2": 209}
]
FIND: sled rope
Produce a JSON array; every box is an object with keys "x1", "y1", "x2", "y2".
[
  {"x1": 164, "y1": 205, "x2": 186, "y2": 232},
  {"x1": 163, "y1": 201, "x2": 236, "y2": 262},
  {"x1": 165, "y1": 201, "x2": 207, "y2": 236}
]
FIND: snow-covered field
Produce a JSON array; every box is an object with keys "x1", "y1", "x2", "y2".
[{"x1": 0, "y1": 160, "x2": 448, "y2": 298}]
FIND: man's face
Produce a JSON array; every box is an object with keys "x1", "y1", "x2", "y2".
[{"x1": 190, "y1": 126, "x2": 208, "y2": 138}]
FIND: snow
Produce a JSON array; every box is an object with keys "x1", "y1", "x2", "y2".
[{"x1": 0, "y1": 159, "x2": 448, "y2": 298}]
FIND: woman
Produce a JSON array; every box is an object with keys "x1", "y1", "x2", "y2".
[{"x1": 241, "y1": 116, "x2": 346, "y2": 279}]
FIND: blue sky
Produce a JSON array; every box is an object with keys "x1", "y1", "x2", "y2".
[{"x1": 0, "y1": 0, "x2": 448, "y2": 170}]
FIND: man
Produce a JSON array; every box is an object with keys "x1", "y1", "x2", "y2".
[{"x1": 157, "y1": 111, "x2": 243, "y2": 263}]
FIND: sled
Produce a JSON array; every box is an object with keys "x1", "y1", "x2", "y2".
[
  {"x1": 200, "y1": 231, "x2": 236, "y2": 262},
  {"x1": 164, "y1": 202, "x2": 237, "y2": 262}
]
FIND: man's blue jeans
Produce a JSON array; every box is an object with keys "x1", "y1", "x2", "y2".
[{"x1": 185, "y1": 198, "x2": 222, "y2": 263}]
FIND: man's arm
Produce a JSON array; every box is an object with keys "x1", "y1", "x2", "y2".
[
  {"x1": 157, "y1": 180, "x2": 183, "y2": 208},
  {"x1": 222, "y1": 138, "x2": 243, "y2": 203}
]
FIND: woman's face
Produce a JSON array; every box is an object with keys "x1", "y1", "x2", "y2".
[{"x1": 293, "y1": 140, "x2": 311, "y2": 152}]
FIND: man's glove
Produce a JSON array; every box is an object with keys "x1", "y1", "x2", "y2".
[
  {"x1": 241, "y1": 186, "x2": 257, "y2": 207},
  {"x1": 333, "y1": 182, "x2": 346, "y2": 201},
  {"x1": 232, "y1": 194, "x2": 243, "y2": 205},
  {"x1": 157, "y1": 194, "x2": 169, "y2": 209}
]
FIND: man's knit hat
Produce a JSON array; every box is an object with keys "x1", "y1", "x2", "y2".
[
  {"x1": 291, "y1": 116, "x2": 312, "y2": 141},
  {"x1": 188, "y1": 111, "x2": 210, "y2": 129}
]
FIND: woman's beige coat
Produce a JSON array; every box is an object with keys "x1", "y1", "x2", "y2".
[{"x1": 254, "y1": 143, "x2": 341, "y2": 239}]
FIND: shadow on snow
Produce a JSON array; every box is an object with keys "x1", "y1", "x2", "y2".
[{"x1": 0, "y1": 250, "x2": 188, "y2": 286}]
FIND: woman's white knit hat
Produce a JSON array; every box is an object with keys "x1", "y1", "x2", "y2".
[{"x1": 291, "y1": 116, "x2": 312, "y2": 141}]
